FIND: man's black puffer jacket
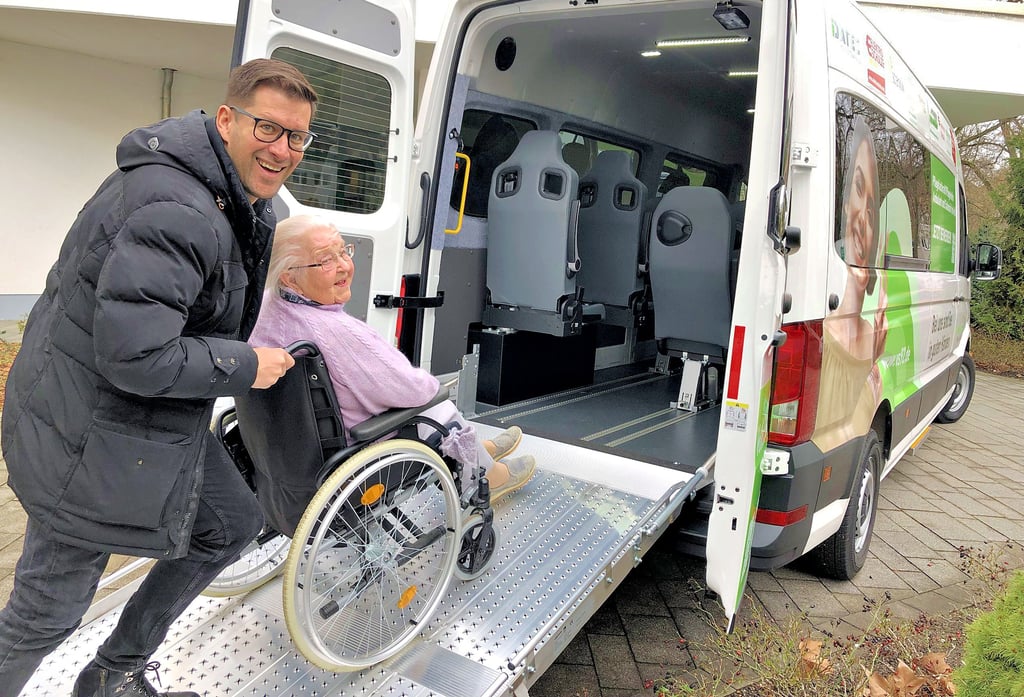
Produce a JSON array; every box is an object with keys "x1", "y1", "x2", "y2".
[{"x1": 1, "y1": 110, "x2": 275, "y2": 558}]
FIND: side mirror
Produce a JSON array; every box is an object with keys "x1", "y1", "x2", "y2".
[{"x1": 974, "y1": 242, "x2": 1002, "y2": 281}]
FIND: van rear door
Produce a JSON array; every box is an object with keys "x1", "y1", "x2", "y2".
[
  {"x1": 705, "y1": 0, "x2": 795, "y2": 630},
  {"x1": 234, "y1": 0, "x2": 415, "y2": 336}
]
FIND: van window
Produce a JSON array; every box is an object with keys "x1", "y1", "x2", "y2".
[
  {"x1": 657, "y1": 154, "x2": 722, "y2": 197},
  {"x1": 450, "y1": 109, "x2": 536, "y2": 217},
  {"x1": 834, "y1": 93, "x2": 957, "y2": 274},
  {"x1": 274, "y1": 46, "x2": 392, "y2": 214},
  {"x1": 557, "y1": 130, "x2": 640, "y2": 177}
]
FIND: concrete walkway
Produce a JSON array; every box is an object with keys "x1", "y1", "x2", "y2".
[{"x1": 1, "y1": 371, "x2": 1021, "y2": 695}]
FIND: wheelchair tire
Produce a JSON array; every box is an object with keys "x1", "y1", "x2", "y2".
[
  {"x1": 454, "y1": 513, "x2": 499, "y2": 582},
  {"x1": 201, "y1": 530, "x2": 289, "y2": 597},
  {"x1": 283, "y1": 439, "x2": 461, "y2": 671}
]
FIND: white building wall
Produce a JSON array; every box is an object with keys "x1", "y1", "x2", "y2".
[{"x1": 0, "y1": 39, "x2": 225, "y2": 316}]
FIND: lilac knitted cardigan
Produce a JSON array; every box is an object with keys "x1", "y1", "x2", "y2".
[{"x1": 248, "y1": 291, "x2": 440, "y2": 439}]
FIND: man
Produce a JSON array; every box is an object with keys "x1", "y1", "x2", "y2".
[{"x1": 0, "y1": 58, "x2": 316, "y2": 697}]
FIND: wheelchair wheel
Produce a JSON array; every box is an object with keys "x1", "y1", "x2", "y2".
[
  {"x1": 202, "y1": 529, "x2": 289, "y2": 597},
  {"x1": 454, "y1": 513, "x2": 499, "y2": 582},
  {"x1": 283, "y1": 439, "x2": 461, "y2": 671}
]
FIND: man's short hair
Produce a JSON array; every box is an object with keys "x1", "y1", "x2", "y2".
[{"x1": 226, "y1": 58, "x2": 319, "y2": 116}]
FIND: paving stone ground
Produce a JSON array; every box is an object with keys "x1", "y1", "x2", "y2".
[
  {"x1": 529, "y1": 371, "x2": 1024, "y2": 696},
  {"x1": 0, "y1": 348, "x2": 1020, "y2": 696}
]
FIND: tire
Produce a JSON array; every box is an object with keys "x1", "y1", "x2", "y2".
[
  {"x1": 201, "y1": 531, "x2": 289, "y2": 597},
  {"x1": 283, "y1": 439, "x2": 461, "y2": 671},
  {"x1": 454, "y1": 513, "x2": 499, "y2": 581},
  {"x1": 812, "y1": 431, "x2": 881, "y2": 581},
  {"x1": 936, "y1": 354, "x2": 976, "y2": 424}
]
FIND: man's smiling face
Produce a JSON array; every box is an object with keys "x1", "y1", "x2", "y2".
[{"x1": 216, "y1": 85, "x2": 313, "y2": 203}]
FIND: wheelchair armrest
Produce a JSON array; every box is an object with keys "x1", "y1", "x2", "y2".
[{"x1": 348, "y1": 385, "x2": 451, "y2": 443}]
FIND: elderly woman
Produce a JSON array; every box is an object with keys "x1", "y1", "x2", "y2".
[{"x1": 248, "y1": 214, "x2": 535, "y2": 502}]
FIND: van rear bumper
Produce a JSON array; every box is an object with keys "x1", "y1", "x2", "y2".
[{"x1": 674, "y1": 436, "x2": 862, "y2": 571}]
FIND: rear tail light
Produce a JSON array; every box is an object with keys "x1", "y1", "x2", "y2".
[
  {"x1": 768, "y1": 320, "x2": 823, "y2": 446},
  {"x1": 395, "y1": 276, "x2": 407, "y2": 345},
  {"x1": 755, "y1": 505, "x2": 808, "y2": 526}
]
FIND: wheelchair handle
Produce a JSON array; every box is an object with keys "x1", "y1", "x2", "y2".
[{"x1": 284, "y1": 340, "x2": 321, "y2": 357}]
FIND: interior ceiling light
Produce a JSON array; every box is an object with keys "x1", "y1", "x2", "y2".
[
  {"x1": 714, "y1": 2, "x2": 750, "y2": 31},
  {"x1": 656, "y1": 36, "x2": 750, "y2": 48},
  {"x1": 641, "y1": 50, "x2": 662, "y2": 57},
  {"x1": 728, "y1": 70, "x2": 758, "y2": 77}
]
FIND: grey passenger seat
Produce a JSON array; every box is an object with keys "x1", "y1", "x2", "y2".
[
  {"x1": 577, "y1": 150, "x2": 649, "y2": 325},
  {"x1": 648, "y1": 187, "x2": 735, "y2": 411},
  {"x1": 483, "y1": 130, "x2": 603, "y2": 336}
]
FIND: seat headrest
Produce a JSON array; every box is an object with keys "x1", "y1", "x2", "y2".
[
  {"x1": 504, "y1": 130, "x2": 571, "y2": 167},
  {"x1": 582, "y1": 150, "x2": 634, "y2": 181},
  {"x1": 658, "y1": 170, "x2": 691, "y2": 196},
  {"x1": 561, "y1": 141, "x2": 592, "y2": 175},
  {"x1": 473, "y1": 115, "x2": 518, "y2": 161}
]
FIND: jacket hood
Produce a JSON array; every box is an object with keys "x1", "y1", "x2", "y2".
[{"x1": 116, "y1": 109, "x2": 233, "y2": 205}]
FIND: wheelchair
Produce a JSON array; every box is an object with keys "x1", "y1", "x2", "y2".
[{"x1": 202, "y1": 341, "x2": 499, "y2": 671}]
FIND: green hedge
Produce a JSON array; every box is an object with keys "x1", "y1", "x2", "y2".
[{"x1": 954, "y1": 571, "x2": 1024, "y2": 696}]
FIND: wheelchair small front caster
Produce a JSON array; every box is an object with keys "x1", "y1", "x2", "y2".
[{"x1": 455, "y1": 508, "x2": 498, "y2": 581}]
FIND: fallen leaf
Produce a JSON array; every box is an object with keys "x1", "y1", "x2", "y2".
[
  {"x1": 914, "y1": 652, "x2": 952, "y2": 676},
  {"x1": 799, "y1": 638, "x2": 833, "y2": 677}
]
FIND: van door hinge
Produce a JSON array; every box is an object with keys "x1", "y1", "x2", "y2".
[
  {"x1": 791, "y1": 143, "x2": 817, "y2": 168},
  {"x1": 373, "y1": 291, "x2": 445, "y2": 309}
]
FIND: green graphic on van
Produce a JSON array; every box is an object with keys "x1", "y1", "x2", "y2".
[{"x1": 930, "y1": 155, "x2": 956, "y2": 274}]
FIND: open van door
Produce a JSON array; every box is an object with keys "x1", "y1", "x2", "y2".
[
  {"x1": 705, "y1": 0, "x2": 795, "y2": 631},
  {"x1": 234, "y1": 0, "x2": 416, "y2": 335}
]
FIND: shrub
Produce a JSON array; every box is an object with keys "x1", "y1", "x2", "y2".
[{"x1": 954, "y1": 570, "x2": 1024, "y2": 697}]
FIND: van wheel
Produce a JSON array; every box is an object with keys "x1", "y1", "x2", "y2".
[
  {"x1": 936, "y1": 354, "x2": 975, "y2": 424},
  {"x1": 812, "y1": 431, "x2": 881, "y2": 580}
]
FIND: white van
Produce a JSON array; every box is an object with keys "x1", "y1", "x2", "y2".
[
  {"x1": 31, "y1": 0, "x2": 1001, "y2": 693},
  {"x1": 237, "y1": 0, "x2": 1004, "y2": 626}
]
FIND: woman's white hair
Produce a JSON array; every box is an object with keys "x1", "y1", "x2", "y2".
[{"x1": 267, "y1": 214, "x2": 340, "y2": 294}]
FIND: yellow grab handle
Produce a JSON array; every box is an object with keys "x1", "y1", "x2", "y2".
[{"x1": 445, "y1": 152, "x2": 471, "y2": 235}]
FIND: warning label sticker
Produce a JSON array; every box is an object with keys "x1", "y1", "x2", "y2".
[{"x1": 724, "y1": 400, "x2": 749, "y2": 431}]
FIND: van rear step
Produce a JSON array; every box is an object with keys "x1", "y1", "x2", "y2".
[{"x1": 27, "y1": 432, "x2": 694, "y2": 697}]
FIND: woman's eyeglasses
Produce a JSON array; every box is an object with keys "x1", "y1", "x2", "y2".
[{"x1": 289, "y1": 244, "x2": 355, "y2": 272}]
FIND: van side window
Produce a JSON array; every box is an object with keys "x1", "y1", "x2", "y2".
[
  {"x1": 657, "y1": 154, "x2": 726, "y2": 198},
  {"x1": 557, "y1": 131, "x2": 641, "y2": 178},
  {"x1": 957, "y1": 185, "x2": 970, "y2": 276},
  {"x1": 835, "y1": 93, "x2": 957, "y2": 275},
  {"x1": 274, "y1": 46, "x2": 392, "y2": 215},
  {"x1": 450, "y1": 109, "x2": 536, "y2": 218}
]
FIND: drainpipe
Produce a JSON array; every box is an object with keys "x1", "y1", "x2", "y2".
[{"x1": 161, "y1": 68, "x2": 177, "y2": 118}]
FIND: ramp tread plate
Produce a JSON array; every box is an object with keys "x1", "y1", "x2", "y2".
[{"x1": 28, "y1": 440, "x2": 664, "y2": 697}]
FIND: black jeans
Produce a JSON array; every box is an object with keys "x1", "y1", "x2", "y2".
[{"x1": 0, "y1": 431, "x2": 263, "y2": 697}]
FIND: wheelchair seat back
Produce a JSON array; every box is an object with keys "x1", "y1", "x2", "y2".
[{"x1": 235, "y1": 349, "x2": 346, "y2": 538}]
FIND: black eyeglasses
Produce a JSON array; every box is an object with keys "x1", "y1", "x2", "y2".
[{"x1": 229, "y1": 106, "x2": 317, "y2": 152}]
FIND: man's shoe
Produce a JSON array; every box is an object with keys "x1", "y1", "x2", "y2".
[
  {"x1": 72, "y1": 660, "x2": 199, "y2": 697},
  {"x1": 489, "y1": 454, "x2": 536, "y2": 503},
  {"x1": 483, "y1": 425, "x2": 523, "y2": 462}
]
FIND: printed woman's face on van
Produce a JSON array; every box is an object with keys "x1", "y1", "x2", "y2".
[{"x1": 844, "y1": 139, "x2": 879, "y2": 272}]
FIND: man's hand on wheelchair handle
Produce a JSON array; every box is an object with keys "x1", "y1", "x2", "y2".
[{"x1": 251, "y1": 347, "x2": 296, "y2": 389}]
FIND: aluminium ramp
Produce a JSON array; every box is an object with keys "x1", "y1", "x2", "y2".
[{"x1": 26, "y1": 430, "x2": 693, "y2": 697}]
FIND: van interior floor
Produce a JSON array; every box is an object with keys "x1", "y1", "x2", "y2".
[{"x1": 472, "y1": 363, "x2": 719, "y2": 474}]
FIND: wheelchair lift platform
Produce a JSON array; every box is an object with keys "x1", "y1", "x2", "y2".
[{"x1": 27, "y1": 427, "x2": 695, "y2": 697}]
